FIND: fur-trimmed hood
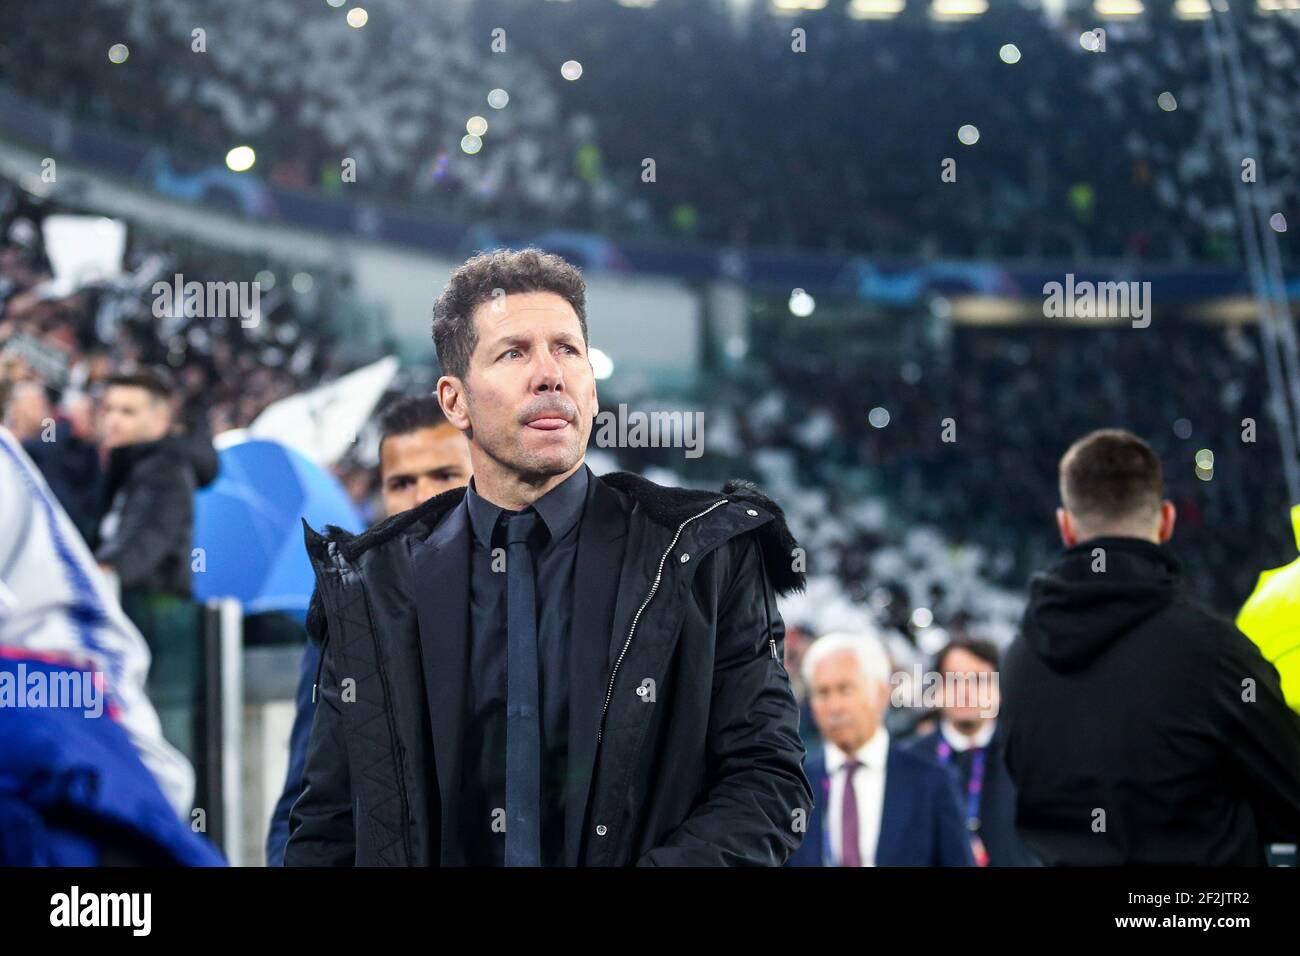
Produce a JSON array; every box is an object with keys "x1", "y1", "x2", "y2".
[{"x1": 304, "y1": 469, "x2": 805, "y2": 597}]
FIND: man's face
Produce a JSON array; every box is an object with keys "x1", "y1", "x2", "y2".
[
  {"x1": 100, "y1": 385, "x2": 170, "y2": 449},
  {"x1": 439, "y1": 291, "x2": 597, "y2": 483},
  {"x1": 3, "y1": 381, "x2": 49, "y2": 441},
  {"x1": 64, "y1": 391, "x2": 96, "y2": 441},
  {"x1": 939, "y1": 647, "x2": 998, "y2": 728},
  {"x1": 809, "y1": 650, "x2": 886, "y2": 754},
  {"x1": 379, "y1": 424, "x2": 472, "y2": 517}
]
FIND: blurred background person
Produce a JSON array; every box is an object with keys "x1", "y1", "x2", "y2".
[
  {"x1": 264, "y1": 394, "x2": 471, "y2": 866},
  {"x1": 782, "y1": 623, "x2": 820, "y2": 755},
  {"x1": 377, "y1": 393, "x2": 473, "y2": 516},
  {"x1": 1002, "y1": 429, "x2": 1300, "y2": 865},
  {"x1": 906, "y1": 638, "x2": 1038, "y2": 867},
  {"x1": 788, "y1": 631, "x2": 974, "y2": 867},
  {"x1": 19, "y1": 384, "x2": 102, "y2": 545},
  {"x1": 94, "y1": 369, "x2": 219, "y2": 769},
  {"x1": 1, "y1": 376, "x2": 48, "y2": 442}
]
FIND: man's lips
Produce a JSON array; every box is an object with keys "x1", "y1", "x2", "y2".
[{"x1": 525, "y1": 417, "x2": 570, "y2": 431}]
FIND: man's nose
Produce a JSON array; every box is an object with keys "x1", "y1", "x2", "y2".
[{"x1": 533, "y1": 351, "x2": 564, "y2": 392}]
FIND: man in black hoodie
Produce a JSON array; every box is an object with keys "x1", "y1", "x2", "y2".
[
  {"x1": 95, "y1": 369, "x2": 219, "y2": 765},
  {"x1": 1002, "y1": 428, "x2": 1300, "y2": 865}
]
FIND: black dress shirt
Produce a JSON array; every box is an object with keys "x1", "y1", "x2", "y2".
[{"x1": 460, "y1": 464, "x2": 589, "y2": 866}]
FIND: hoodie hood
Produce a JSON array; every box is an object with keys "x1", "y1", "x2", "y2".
[
  {"x1": 105, "y1": 433, "x2": 219, "y2": 493},
  {"x1": 1020, "y1": 536, "x2": 1182, "y2": 672}
]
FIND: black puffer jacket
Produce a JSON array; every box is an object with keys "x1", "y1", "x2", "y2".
[
  {"x1": 94, "y1": 433, "x2": 219, "y2": 596},
  {"x1": 285, "y1": 470, "x2": 814, "y2": 866}
]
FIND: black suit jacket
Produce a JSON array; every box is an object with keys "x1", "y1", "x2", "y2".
[{"x1": 409, "y1": 470, "x2": 627, "y2": 865}]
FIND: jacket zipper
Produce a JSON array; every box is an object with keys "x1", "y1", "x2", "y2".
[{"x1": 597, "y1": 498, "x2": 730, "y2": 744}]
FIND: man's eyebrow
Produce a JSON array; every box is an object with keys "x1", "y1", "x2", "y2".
[{"x1": 486, "y1": 333, "x2": 531, "y2": 351}]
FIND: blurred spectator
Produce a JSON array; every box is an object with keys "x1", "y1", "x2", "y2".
[
  {"x1": 264, "y1": 394, "x2": 472, "y2": 866},
  {"x1": 94, "y1": 369, "x2": 218, "y2": 766},
  {"x1": 782, "y1": 623, "x2": 819, "y2": 754},
  {"x1": 20, "y1": 384, "x2": 102, "y2": 544},
  {"x1": 906, "y1": 638, "x2": 1038, "y2": 867},
  {"x1": 376, "y1": 395, "x2": 473, "y2": 517},
  {"x1": 788, "y1": 631, "x2": 974, "y2": 867},
  {"x1": 2, "y1": 378, "x2": 48, "y2": 441}
]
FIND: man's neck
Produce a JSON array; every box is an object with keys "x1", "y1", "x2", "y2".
[
  {"x1": 469, "y1": 454, "x2": 585, "y2": 512},
  {"x1": 1076, "y1": 529, "x2": 1160, "y2": 546},
  {"x1": 941, "y1": 716, "x2": 991, "y2": 748},
  {"x1": 833, "y1": 727, "x2": 883, "y2": 759}
]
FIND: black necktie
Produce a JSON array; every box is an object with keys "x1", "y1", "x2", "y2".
[{"x1": 503, "y1": 509, "x2": 542, "y2": 866}]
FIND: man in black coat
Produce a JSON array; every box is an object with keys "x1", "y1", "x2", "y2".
[
  {"x1": 286, "y1": 248, "x2": 812, "y2": 866},
  {"x1": 94, "y1": 369, "x2": 219, "y2": 765},
  {"x1": 1002, "y1": 428, "x2": 1300, "y2": 865},
  {"x1": 95, "y1": 371, "x2": 218, "y2": 597}
]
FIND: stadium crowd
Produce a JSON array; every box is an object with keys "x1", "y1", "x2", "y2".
[{"x1": 4, "y1": 0, "x2": 1299, "y2": 262}]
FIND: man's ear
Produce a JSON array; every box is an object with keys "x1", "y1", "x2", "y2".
[
  {"x1": 436, "y1": 376, "x2": 471, "y2": 434},
  {"x1": 1056, "y1": 507, "x2": 1077, "y2": 548},
  {"x1": 1157, "y1": 500, "x2": 1177, "y2": 543},
  {"x1": 154, "y1": 397, "x2": 175, "y2": 435}
]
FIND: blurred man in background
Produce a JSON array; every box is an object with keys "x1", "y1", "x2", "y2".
[
  {"x1": 1003, "y1": 428, "x2": 1300, "y2": 865},
  {"x1": 1, "y1": 377, "x2": 48, "y2": 442},
  {"x1": 15, "y1": 383, "x2": 102, "y2": 545},
  {"x1": 782, "y1": 623, "x2": 820, "y2": 754},
  {"x1": 94, "y1": 369, "x2": 219, "y2": 767},
  {"x1": 907, "y1": 638, "x2": 1038, "y2": 866},
  {"x1": 377, "y1": 393, "x2": 473, "y2": 516},
  {"x1": 788, "y1": 631, "x2": 974, "y2": 867},
  {"x1": 264, "y1": 394, "x2": 471, "y2": 865}
]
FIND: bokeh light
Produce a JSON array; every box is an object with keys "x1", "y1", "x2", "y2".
[{"x1": 225, "y1": 145, "x2": 256, "y2": 172}]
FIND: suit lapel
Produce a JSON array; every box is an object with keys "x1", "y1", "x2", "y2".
[
  {"x1": 408, "y1": 499, "x2": 471, "y2": 865},
  {"x1": 876, "y1": 744, "x2": 905, "y2": 866},
  {"x1": 564, "y1": 476, "x2": 629, "y2": 866}
]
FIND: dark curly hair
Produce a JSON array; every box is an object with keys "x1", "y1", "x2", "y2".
[{"x1": 431, "y1": 247, "x2": 587, "y2": 381}]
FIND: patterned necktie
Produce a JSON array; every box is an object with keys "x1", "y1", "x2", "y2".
[
  {"x1": 841, "y1": 758, "x2": 862, "y2": 867},
  {"x1": 503, "y1": 509, "x2": 542, "y2": 867}
]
